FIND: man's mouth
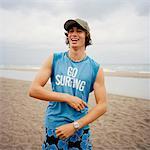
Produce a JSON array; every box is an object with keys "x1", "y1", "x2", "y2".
[{"x1": 71, "y1": 38, "x2": 79, "y2": 41}]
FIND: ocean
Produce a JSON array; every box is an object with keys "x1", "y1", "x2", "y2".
[
  {"x1": 0, "y1": 64, "x2": 150, "y2": 72},
  {"x1": 0, "y1": 64, "x2": 150, "y2": 100},
  {"x1": 102, "y1": 64, "x2": 150, "y2": 72}
]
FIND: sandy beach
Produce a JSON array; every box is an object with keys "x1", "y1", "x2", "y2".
[{"x1": 0, "y1": 77, "x2": 150, "y2": 150}]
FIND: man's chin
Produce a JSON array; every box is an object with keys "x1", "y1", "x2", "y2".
[
  {"x1": 70, "y1": 43, "x2": 78, "y2": 47},
  {"x1": 70, "y1": 45, "x2": 78, "y2": 50},
  {"x1": 72, "y1": 45, "x2": 78, "y2": 48},
  {"x1": 71, "y1": 41, "x2": 78, "y2": 45}
]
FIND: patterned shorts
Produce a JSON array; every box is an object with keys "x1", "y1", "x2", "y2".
[{"x1": 42, "y1": 127, "x2": 92, "y2": 150}]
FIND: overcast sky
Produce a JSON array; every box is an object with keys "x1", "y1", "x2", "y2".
[{"x1": 0, "y1": 0, "x2": 149, "y2": 66}]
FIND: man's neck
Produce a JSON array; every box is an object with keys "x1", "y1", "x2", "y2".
[{"x1": 68, "y1": 47, "x2": 86, "y2": 62}]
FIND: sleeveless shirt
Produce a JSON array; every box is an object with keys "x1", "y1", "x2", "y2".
[{"x1": 45, "y1": 51, "x2": 100, "y2": 130}]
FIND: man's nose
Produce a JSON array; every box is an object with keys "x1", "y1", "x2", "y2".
[{"x1": 72, "y1": 31, "x2": 78, "y2": 36}]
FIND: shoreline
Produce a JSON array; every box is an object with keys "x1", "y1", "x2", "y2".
[
  {"x1": 1, "y1": 77, "x2": 149, "y2": 101},
  {"x1": 0, "y1": 67, "x2": 150, "y2": 78}
]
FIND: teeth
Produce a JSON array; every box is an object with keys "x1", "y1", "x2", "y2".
[{"x1": 71, "y1": 39, "x2": 78, "y2": 41}]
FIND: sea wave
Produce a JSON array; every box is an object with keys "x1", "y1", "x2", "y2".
[{"x1": 0, "y1": 66, "x2": 149, "y2": 78}]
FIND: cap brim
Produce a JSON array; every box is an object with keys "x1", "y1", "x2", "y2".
[{"x1": 64, "y1": 19, "x2": 81, "y2": 31}]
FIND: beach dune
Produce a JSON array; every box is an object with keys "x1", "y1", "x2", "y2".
[{"x1": 0, "y1": 78, "x2": 150, "y2": 150}]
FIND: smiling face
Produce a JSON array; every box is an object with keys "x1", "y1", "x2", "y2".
[{"x1": 68, "y1": 26, "x2": 86, "y2": 50}]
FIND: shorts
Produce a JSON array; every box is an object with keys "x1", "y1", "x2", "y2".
[{"x1": 42, "y1": 127, "x2": 92, "y2": 150}]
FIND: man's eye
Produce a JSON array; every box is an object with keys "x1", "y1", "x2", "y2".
[
  {"x1": 69, "y1": 30, "x2": 73, "y2": 32},
  {"x1": 77, "y1": 30, "x2": 82, "y2": 32}
]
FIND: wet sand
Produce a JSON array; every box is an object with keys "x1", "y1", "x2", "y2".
[{"x1": 0, "y1": 77, "x2": 150, "y2": 150}]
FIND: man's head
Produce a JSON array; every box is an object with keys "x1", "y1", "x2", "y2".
[{"x1": 64, "y1": 18, "x2": 92, "y2": 48}]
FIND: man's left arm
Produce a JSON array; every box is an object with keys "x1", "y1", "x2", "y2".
[
  {"x1": 55, "y1": 68, "x2": 107, "y2": 139},
  {"x1": 77, "y1": 67, "x2": 107, "y2": 129}
]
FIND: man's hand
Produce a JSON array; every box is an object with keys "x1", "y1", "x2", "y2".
[
  {"x1": 66, "y1": 95, "x2": 88, "y2": 111},
  {"x1": 55, "y1": 123, "x2": 76, "y2": 140}
]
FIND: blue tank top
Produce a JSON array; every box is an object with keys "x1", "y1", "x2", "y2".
[{"x1": 45, "y1": 51, "x2": 100, "y2": 129}]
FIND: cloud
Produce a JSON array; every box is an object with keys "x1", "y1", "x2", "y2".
[
  {"x1": 72, "y1": 0, "x2": 150, "y2": 21},
  {"x1": 91, "y1": 9, "x2": 148, "y2": 45},
  {"x1": 131, "y1": 0, "x2": 150, "y2": 16},
  {"x1": 0, "y1": 0, "x2": 72, "y2": 15},
  {"x1": 0, "y1": 0, "x2": 149, "y2": 65},
  {"x1": 0, "y1": 0, "x2": 52, "y2": 10},
  {"x1": 0, "y1": 0, "x2": 149, "y2": 18},
  {"x1": 71, "y1": 0, "x2": 123, "y2": 20}
]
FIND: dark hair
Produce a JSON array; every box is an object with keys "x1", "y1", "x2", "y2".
[{"x1": 65, "y1": 27, "x2": 92, "y2": 48}]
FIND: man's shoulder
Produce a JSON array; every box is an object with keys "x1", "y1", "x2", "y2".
[
  {"x1": 87, "y1": 56, "x2": 100, "y2": 68},
  {"x1": 53, "y1": 51, "x2": 65, "y2": 56},
  {"x1": 53, "y1": 51, "x2": 66, "y2": 60}
]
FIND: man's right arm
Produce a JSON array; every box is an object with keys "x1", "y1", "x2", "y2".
[
  {"x1": 29, "y1": 53, "x2": 69, "y2": 102},
  {"x1": 28, "y1": 53, "x2": 86, "y2": 111}
]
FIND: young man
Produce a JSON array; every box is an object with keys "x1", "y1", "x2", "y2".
[{"x1": 29, "y1": 18, "x2": 107, "y2": 150}]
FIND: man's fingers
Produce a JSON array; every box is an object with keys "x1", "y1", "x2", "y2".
[
  {"x1": 56, "y1": 130, "x2": 64, "y2": 138},
  {"x1": 55, "y1": 129, "x2": 61, "y2": 134},
  {"x1": 71, "y1": 99, "x2": 88, "y2": 111},
  {"x1": 79, "y1": 103, "x2": 84, "y2": 110},
  {"x1": 55, "y1": 128, "x2": 63, "y2": 136},
  {"x1": 75, "y1": 104, "x2": 84, "y2": 111},
  {"x1": 56, "y1": 130, "x2": 67, "y2": 140},
  {"x1": 60, "y1": 135, "x2": 66, "y2": 140},
  {"x1": 82, "y1": 101, "x2": 88, "y2": 106},
  {"x1": 81, "y1": 103, "x2": 86, "y2": 109},
  {"x1": 76, "y1": 107, "x2": 80, "y2": 111},
  {"x1": 79, "y1": 101, "x2": 87, "y2": 109}
]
